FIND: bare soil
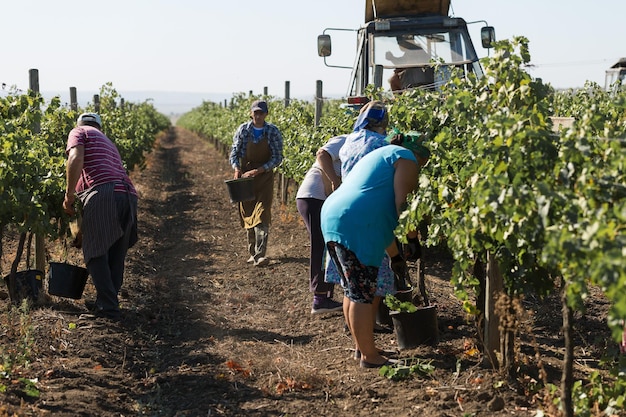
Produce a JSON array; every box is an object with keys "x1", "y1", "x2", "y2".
[{"x1": 0, "y1": 127, "x2": 622, "y2": 416}]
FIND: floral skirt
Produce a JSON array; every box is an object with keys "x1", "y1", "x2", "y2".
[{"x1": 324, "y1": 242, "x2": 395, "y2": 298}]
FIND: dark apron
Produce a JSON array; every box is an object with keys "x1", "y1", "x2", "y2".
[
  {"x1": 240, "y1": 137, "x2": 274, "y2": 229},
  {"x1": 78, "y1": 181, "x2": 138, "y2": 264}
]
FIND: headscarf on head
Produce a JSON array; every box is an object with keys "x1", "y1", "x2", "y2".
[
  {"x1": 352, "y1": 100, "x2": 388, "y2": 132},
  {"x1": 385, "y1": 127, "x2": 431, "y2": 159}
]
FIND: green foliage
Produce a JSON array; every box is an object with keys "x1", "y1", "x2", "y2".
[
  {"x1": 546, "y1": 369, "x2": 626, "y2": 417},
  {"x1": 275, "y1": 99, "x2": 353, "y2": 183},
  {"x1": 0, "y1": 83, "x2": 170, "y2": 263},
  {"x1": 379, "y1": 357, "x2": 434, "y2": 381},
  {"x1": 383, "y1": 294, "x2": 417, "y2": 313},
  {"x1": 178, "y1": 40, "x2": 626, "y2": 336},
  {"x1": 0, "y1": 301, "x2": 34, "y2": 382},
  {"x1": 392, "y1": 38, "x2": 626, "y2": 327},
  {"x1": 0, "y1": 93, "x2": 55, "y2": 235},
  {"x1": 176, "y1": 37, "x2": 626, "y2": 414},
  {"x1": 552, "y1": 82, "x2": 626, "y2": 138},
  {"x1": 17, "y1": 378, "x2": 40, "y2": 398}
]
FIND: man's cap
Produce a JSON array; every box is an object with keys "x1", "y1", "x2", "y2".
[
  {"x1": 250, "y1": 100, "x2": 268, "y2": 113},
  {"x1": 77, "y1": 112, "x2": 102, "y2": 127}
]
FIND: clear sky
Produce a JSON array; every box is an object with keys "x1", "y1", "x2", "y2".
[{"x1": 1, "y1": 0, "x2": 624, "y2": 104}]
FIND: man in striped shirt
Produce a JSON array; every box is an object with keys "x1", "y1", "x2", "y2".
[{"x1": 63, "y1": 112, "x2": 138, "y2": 321}]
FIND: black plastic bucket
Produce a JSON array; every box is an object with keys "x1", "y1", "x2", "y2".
[
  {"x1": 225, "y1": 177, "x2": 255, "y2": 203},
  {"x1": 390, "y1": 305, "x2": 439, "y2": 350},
  {"x1": 48, "y1": 262, "x2": 89, "y2": 299},
  {"x1": 378, "y1": 290, "x2": 413, "y2": 327},
  {"x1": 3, "y1": 270, "x2": 44, "y2": 301}
]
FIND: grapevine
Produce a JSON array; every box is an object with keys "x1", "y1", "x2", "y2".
[
  {"x1": 178, "y1": 37, "x2": 626, "y2": 414},
  {"x1": 1, "y1": 83, "x2": 170, "y2": 280}
]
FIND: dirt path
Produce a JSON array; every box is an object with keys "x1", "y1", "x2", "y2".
[{"x1": 0, "y1": 127, "x2": 618, "y2": 417}]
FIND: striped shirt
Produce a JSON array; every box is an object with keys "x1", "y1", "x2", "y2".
[{"x1": 66, "y1": 126, "x2": 137, "y2": 195}]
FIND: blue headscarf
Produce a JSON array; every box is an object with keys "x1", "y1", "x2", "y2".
[{"x1": 353, "y1": 106, "x2": 387, "y2": 132}]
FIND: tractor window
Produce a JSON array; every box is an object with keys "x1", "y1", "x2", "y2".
[
  {"x1": 376, "y1": 35, "x2": 432, "y2": 67},
  {"x1": 372, "y1": 31, "x2": 477, "y2": 69},
  {"x1": 374, "y1": 30, "x2": 483, "y2": 92}
]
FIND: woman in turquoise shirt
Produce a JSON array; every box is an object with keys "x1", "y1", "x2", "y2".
[{"x1": 321, "y1": 142, "x2": 429, "y2": 368}]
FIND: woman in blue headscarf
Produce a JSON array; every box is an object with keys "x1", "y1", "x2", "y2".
[
  {"x1": 322, "y1": 101, "x2": 417, "y2": 362},
  {"x1": 325, "y1": 101, "x2": 398, "y2": 319},
  {"x1": 321, "y1": 135, "x2": 430, "y2": 368}
]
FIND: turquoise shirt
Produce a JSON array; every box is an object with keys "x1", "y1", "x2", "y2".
[{"x1": 321, "y1": 145, "x2": 417, "y2": 267}]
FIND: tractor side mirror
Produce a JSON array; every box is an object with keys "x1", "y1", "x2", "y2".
[
  {"x1": 317, "y1": 34, "x2": 332, "y2": 57},
  {"x1": 481, "y1": 26, "x2": 496, "y2": 49}
]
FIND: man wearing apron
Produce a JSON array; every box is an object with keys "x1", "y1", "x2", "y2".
[
  {"x1": 63, "y1": 112, "x2": 138, "y2": 321},
  {"x1": 229, "y1": 100, "x2": 284, "y2": 266}
]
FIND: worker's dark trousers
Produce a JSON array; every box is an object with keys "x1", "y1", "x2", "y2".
[
  {"x1": 296, "y1": 197, "x2": 335, "y2": 296},
  {"x1": 87, "y1": 194, "x2": 135, "y2": 318}
]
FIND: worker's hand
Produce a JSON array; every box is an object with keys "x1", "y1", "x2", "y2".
[
  {"x1": 234, "y1": 169, "x2": 242, "y2": 179},
  {"x1": 63, "y1": 193, "x2": 76, "y2": 216},
  {"x1": 390, "y1": 255, "x2": 413, "y2": 292},
  {"x1": 389, "y1": 132, "x2": 404, "y2": 145},
  {"x1": 402, "y1": 236, "x2": 421, "y2": 262},
  {"x1": 242, "y1": 167, "x2": 264, "y2": 178}
]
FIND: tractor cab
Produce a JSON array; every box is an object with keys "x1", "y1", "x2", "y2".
[
  {"x1": 317, "y1": 0, "x2": 495, "y2": 103},
  {"x1": 605, "y1": 57, "x2": 626, "y2": 91}
]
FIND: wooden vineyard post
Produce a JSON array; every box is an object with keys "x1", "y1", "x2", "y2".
[
  {"x1": 70, "y1": 87, "x2": 77, "y2": 111},
  {"x1": 274, "y1": 80, "x2": 292, "y2": 204},
  {"x1": 29, "y1": 69, "x2": 46, "y2": 273},
  {"x1": 284, "y1": 81, "x2": 291, "y2": 107},
  {"x1": 560, "y1": 276, "x2": 574, "y2": 417},
  {"x1": 275, "y1": 173, "x2": 289, "y2": 205},
  {"x1": 483, "y1": 251, "x2": 502, "y2": 368},
  {"x1": 315, "y1": 80, "x2": 323, "y2": 127},
  {"x1": 281, "y1": 176, "x2": 289, "y2": 204}
]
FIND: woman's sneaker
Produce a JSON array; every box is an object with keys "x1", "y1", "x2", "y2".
[{"x1": 311, "y1": 298, "x2": 342, "y2": 315}]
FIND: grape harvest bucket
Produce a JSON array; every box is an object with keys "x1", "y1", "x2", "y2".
[
  {"x1": 390, "y1": 305, "x2": 439, "y2": 350},
  {"x1": 389, "y1": 259, "x2": 439, "y2": 350},
  {"x1": 225, "y1": 177, "x2": 255, "y2": 203},
  {"x1": 48, "y1": 262, "x2": 89, "y2": 300},
  {"x1": 3, "y1": 270, "x2": 44, "y2": 301}
]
